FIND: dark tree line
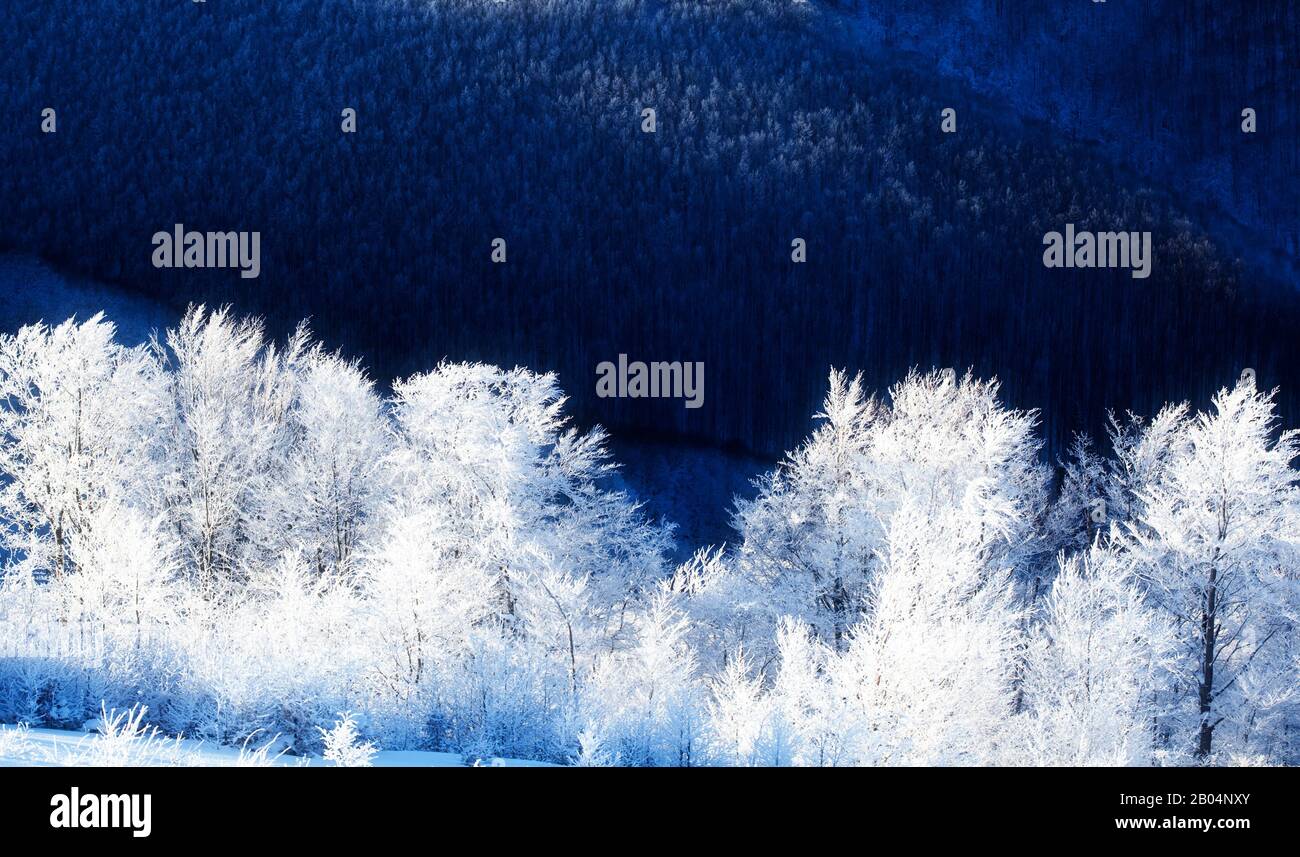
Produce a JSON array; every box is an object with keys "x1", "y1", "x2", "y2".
[{"x1": 1, "y1": 0, "x2": 1296, "y2": 458}]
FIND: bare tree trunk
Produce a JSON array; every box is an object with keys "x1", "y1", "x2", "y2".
[{"x1": 1196, "y1": 563, "x2": 1218, "y2": 759}]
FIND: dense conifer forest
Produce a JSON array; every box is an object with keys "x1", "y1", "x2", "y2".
[{"x1": 3, "y1": 0, "x2": 1296, "y2": 457}]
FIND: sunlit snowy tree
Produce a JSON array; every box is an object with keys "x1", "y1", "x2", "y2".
[
  {"x1": 825, "y1": 504, "x2": 1024, "y2": 765},
  {"x1": 271, "y1": 350, "x2": 389, "y2": 580},
  {"x1": 0, "y1": 314, "x2": 166, "y2": 582},
  {"x1": 1016, "y1": 541, "x2": 1173, "y2": 766},
  {"x1": 159, "y1": 307, "x2": 309, "y2": 596},
  {"x1": 730, "y1": 369, "x2": 1046, "y2": 656},
  {"x1": 1126, "y1": 378, "x2": 1300, "y2": 759}
]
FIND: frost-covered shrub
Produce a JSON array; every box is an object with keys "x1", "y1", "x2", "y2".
[{"x1": 319, "y1": 713, "x2": 377, "y2": 768}]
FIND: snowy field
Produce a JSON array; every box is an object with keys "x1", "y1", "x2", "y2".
[
  {"x1": 0, "y1": 721, "x2": 554, "y2": 768},
  {"x1": 0, "y1": 254, "x2": 175, "y2": 346}
]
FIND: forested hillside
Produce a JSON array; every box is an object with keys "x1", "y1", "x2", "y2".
[
  {"x1": 858, "y1": 0, "x2": 1300, "y2": 267},
  {"x1": 3, "y1": 0, "x2": 1295, "y2": 457}
]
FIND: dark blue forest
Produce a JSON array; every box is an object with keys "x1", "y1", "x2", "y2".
[{"x1": 2, "y1": 0, "x2": 1297, "y2": 462}]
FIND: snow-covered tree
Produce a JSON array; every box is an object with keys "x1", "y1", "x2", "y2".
[
  {"x1": 728, "y1": 369, "x2": 879, "y2": 652},
  {"x1": 379, "y1": 362, "x2": 668, "y2": 630},
  {"x1": 730, "y1": 368, "x2": 1046, "y2": 655},
  {"x1": 356, "y1": 361, "x2": 673, "y2": 754},
  {"x1": 159, "y1": 307, "x2": 308, "y2": 596},
  {"x1": 1043, "y1": 433, "x2": 1110, "y2": 557},
  {"x1": 1104, "y1": 404, "x2": 1189, "y2": 528},
  {"x1": 360, "y1": 501, "x2": 496, "y2": 703},
  {"x1": 60, "y1": 503, "x2": 176, "y2": 628},
  {"x1": 1126, "y1": 378, "x2": 1300, "y2": 759},
  {"x1": 570, "y1": 725, "x2": 618, "y2": 767},
  {"x1": 271, "y1": 350, "x2": 389, "y2": 580},
  {"x1": 764, "y1": 618, "x2": 848, "y2": 767},
  {"x1": 702, "y1": 647, "x2": 771, "y2": 766},
  {"x1": 0, "y1": 314, "x2": 166, "y2": 582},
  {"x1": 1016, "y1": 541, "x2": 1173, "y2": 766},
  {"x1": 668, "y1": 545, "x2": 753, "y2": 675},
  {"x1": 825, "y1": 503, "x2": 1024, "y2": 765},
  {"x1": 582, "y1": 584, "x2": 700, "y2": 766}
]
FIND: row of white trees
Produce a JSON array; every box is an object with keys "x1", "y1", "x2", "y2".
[{"x1": 0, "y1": 309, "x2": 1296, "y2": 764}]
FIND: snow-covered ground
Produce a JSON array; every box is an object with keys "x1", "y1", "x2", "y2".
[
  {"x1": 0, "y1": 722, "x2": 555, "y2": 768},
  {"x1": 0, "y1": 253, "x2": 174, "y2": 346}
]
